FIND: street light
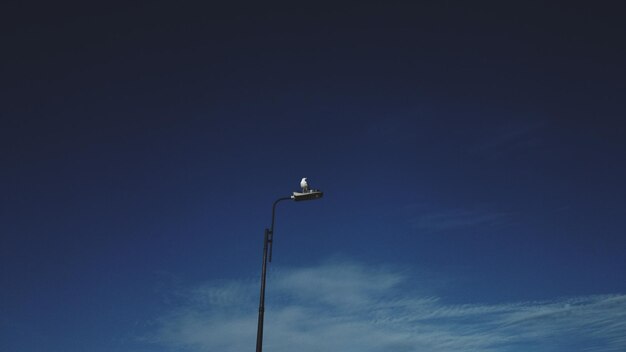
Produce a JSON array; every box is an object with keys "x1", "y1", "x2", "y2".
[{"x1": 256, "y1": 179, "x2": 324, "y2": 352}]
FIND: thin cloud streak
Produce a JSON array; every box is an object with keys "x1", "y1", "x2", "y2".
[
  {"x1": 468, "y1": 120, "x2": 546, "y2": 160},
  {"x1": 404, "y1": 204, "x2": 512, "y2": 233},
  {"x1": 410, "y1": 208, "x2": 508, "y2": 231},
  {"x1": 146, "y1": 260, "x2": 626, "y2": 352}
]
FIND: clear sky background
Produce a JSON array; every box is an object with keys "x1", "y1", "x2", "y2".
[{"x1": 2, "y1": 2, "x2": 625, "y2": 352}]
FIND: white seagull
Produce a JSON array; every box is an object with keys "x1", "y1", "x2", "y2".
[{"x1": 300, "y1": 177, "x2": 309, "y2": 192}]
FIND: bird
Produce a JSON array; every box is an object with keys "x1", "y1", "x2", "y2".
[{"x1": 300, "y1": 177, "x2": 309, "y2": 193}]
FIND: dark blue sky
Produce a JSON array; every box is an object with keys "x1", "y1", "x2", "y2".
[{"x1": 2, "y1": 2, "x2": 625, "y2": 351}]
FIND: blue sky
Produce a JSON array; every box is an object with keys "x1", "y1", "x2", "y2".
[{"x1": 2, "y1": 2, "x2": 625, "y2": 351}]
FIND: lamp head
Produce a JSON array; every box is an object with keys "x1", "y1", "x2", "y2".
[{"x1": 292, "y1": 190, "x2": 323, "y2": 201}]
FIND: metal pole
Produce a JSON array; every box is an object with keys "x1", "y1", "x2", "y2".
[
  {"x1": 256, "y1": 228, "x2": 270, "y2": 352},
  {"x1": 256, "y1": 197, "x2": 291, "y2": 352}
]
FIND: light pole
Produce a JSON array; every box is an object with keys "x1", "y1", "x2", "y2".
[{"x1": 256, "y1": 179, "x2": 324, "y2": 352}]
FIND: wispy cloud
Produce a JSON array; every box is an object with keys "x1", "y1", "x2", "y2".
[
  {"x1": 404, "y1": 203, "x2": 511, "y2": 233},
  {"x1": 145, "y1": 260, "x2": 626, "y2": 352},
  {"x1": 409, "y1": 208, "x2": 509, "y2": 232},
  {"x1": 468, "y1": 121, "x2": 546, "y2": 160}
]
